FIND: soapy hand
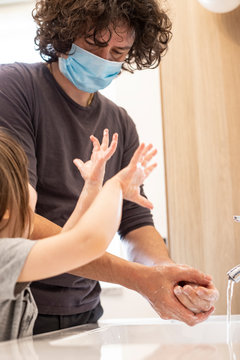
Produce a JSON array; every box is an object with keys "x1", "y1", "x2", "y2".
[
  {"x1": 73, "y1": 129, "x2": 118, "y2": 185},
  {"x1": 136, "y1": 263, "x2": 215, "y2": 326},
  {"x1": 115, "y1": 143, "x2": 157, "y2": 209},
  {"x1": 173, "y1": 282, "x2": 219, "y2": 314}
]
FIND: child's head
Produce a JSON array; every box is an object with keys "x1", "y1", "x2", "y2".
[{"x1": 0, "y1": 128, "x2": 32, "y2": 238}]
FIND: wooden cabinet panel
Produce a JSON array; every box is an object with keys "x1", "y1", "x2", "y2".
[{"x1": 160, "y1": 0, "x2": 240, "y2": 314}]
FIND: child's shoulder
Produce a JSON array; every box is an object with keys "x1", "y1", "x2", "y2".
[
  {"x1": 0, "y1": 237, "x2": 35, "y2": 284},
  {"x1": 0, "y1": 237, "x2": 35, "y2": 255}
]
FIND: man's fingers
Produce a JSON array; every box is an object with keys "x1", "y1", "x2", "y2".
[
  {"x1": 174, "y1": 285, "x2": 212, "y2": 313},
  {"x1": 130, "y1": 143, "x2": 146, "y2": 165},
  {"x1": 193, "y1": 307, "x2": 215, "y2": 322},
  {"x1": 174, "y1": 286, "x2": 201, "y2": 313},
  {"x1": 144, "y1": 163, "x2": 157, "y2": 178},
  {"x1": 140, "y1": 143, "x2": 153, "y2": 158},
  {"x1": 173, "y1": 302, "x2": 214, "y2": 326},
  {"x1": 176, "y1": 266, "x2": 212, "y2": 286},
  {"x1": 167, "y1": 296, "x2": 201, "y2": 326},
  {"x1": 195, "y1": 286, "x2": 219, "y2": 302},
  {"x1": 141, "y1": 148, "x2": 157, "y2": 167}
]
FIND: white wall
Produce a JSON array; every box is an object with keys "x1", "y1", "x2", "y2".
[{"x1": 0, "y1": 1, "x2": 40, "y2": 64}]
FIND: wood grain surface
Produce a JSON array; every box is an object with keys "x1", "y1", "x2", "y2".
[{"x1": 160, "y1": 0, "x2": 240, "y2": 314}]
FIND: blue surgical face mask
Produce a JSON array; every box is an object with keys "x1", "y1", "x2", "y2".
[{"x1": 58, "y1": 44, "x2": 123, "y2": 93}]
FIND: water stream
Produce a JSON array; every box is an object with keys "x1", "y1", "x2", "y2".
[{"x1": 227, "y1": 278, "x2": 236, "y2": 360}]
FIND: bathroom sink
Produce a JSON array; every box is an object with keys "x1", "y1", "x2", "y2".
[
  {"x1": 0, "y1": 316, "x2": 240, "y2": 359},
  {"x1": 49, "y1": 317, "x2": 240, "y2": 359},
  {"x1": 50, "y1": 317, "x2": 235, "y2": 345}
]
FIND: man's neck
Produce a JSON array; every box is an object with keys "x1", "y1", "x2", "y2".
[{"x1": 49, "y1": 62, "x2": 92, "y2": 107}]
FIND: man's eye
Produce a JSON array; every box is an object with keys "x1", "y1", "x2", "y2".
[{"x1": 113, "y1": 50, "x2": 123, "y2": 55}]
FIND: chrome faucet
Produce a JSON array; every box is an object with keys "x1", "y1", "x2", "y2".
[
  {"x1": 226, "y1": 216, "x2": 240, "y2": 283},
  {"x1": 227, "y1": 265, "x2": 240, "y2": 283}
]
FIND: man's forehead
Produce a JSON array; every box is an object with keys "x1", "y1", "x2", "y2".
[{"x1": 87, "y1": 23, "x2": 135, "y2": 44}]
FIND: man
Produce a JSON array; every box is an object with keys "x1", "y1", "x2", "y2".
[{"x1": 0, "y1": 0, "x2": 218, "y2": 334}]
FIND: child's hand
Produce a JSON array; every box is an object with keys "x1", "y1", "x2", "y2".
[
  {"x1": 73, "y1": 129, "x2": 118, "y2": 185},
  {"x1": 115, "y1": 143, "x2": 157, "y2": 209}
]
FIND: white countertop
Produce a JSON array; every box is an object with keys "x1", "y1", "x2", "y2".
[{"x1": 1, "y1": 315, "x2": 240, "y2": 360}]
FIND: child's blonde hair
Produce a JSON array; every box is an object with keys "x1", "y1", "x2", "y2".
[{"x1": 0, "y1": 128, "x2": 32, "y2": 237}]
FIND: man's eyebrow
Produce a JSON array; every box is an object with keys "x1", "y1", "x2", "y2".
[{"x1": 114, "y1": 45, "x2": 132, "y2": 50}]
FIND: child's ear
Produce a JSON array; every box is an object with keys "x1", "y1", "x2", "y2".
[{"x1": 2, "y1": 209, "x2": 10, "y2": 220}]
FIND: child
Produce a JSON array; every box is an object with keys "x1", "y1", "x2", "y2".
[{"x1": 0, "y1": 128, "x2": 157, "y2": 341}]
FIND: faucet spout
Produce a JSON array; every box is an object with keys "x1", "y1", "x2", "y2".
[{"x1": 227, "y1": 264, "x2": 240, "y2": 283}]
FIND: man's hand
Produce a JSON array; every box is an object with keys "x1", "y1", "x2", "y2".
[
  {"x1": 173, "y1": 282, "x2": 219, "y2": 314},
  {"x1": 135, "y1": 263, "x2": 216, "y2": 326},
  {"x1": 115, "y1": 142, "x2": 157, "y2": 209}
]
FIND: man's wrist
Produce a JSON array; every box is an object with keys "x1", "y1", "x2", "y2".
[
  {"x1": 118, "y1": 257, "x2": 174, "y2": 294},
  {"x1": 153, "y1": 257, "x2": 175, "y2": 266},
  {"x1": 116, "y1": 260, "x2": 150, "y2": 292}
]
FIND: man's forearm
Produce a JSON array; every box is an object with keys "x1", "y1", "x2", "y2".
[
  {"x1": 122, "y1": 225, "x2": 173, "y2": 266},
  {"x1": 31, "y1": 215, "x2": 170, "y2": 290},
  {"x1": 31, "y1": 214, "x2": 61, "y2": 240},
  {"x1": 30, "y1": 215, "x2": 219, "y2": 325},
  {"x1": 70, "y1": 225, "x2": 173, "y2": 289},
  {"x1": 30, "y1": 213, "x2": 146, "y2": 291},
  {"x1": 70, "y1": 251, "x2": 146, "y2": 292}
]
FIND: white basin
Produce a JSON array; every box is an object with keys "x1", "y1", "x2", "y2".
[
  {"x1": 0, "y1": 316, "x2": 239, "y2": 360},
  {"x1": 51, "y1": 317, "x2": 236, "y2": 345},
  {"x1": 49, "y1": 316, "x2": 240, "y2": 359}
]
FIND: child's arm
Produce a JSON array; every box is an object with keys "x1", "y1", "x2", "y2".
[
  {"x1": 30, "y1": 129, "x2": 117, "y2": 239},
  {"x1": 17, "y1": 143, "x2": 157, "y2": 282},
  {"x1": 63, "y1": 129, "x2": 118, "y2": 232}
]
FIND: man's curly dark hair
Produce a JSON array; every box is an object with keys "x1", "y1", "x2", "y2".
[{"x1": 32, "y1": 0, "x2": 172, "y2": 71}]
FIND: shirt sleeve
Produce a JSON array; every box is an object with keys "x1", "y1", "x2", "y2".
[
  {"x1": 118, "y1": 109, "x2": 154, "y2": 238},
  {"x1": 0, "y1": 63, "x2": 37, "y2": 188},
  {"x1": 0, "y1": 238, "x2": 36, "y2": 301}
]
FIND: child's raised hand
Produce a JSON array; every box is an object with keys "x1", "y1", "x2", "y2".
[
  {"x1": 73, "y1": 129, "x2": 118, "y2": 185},
  {"x1": 115, "y1": 143, "x2": 157, "y2": 209}
]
